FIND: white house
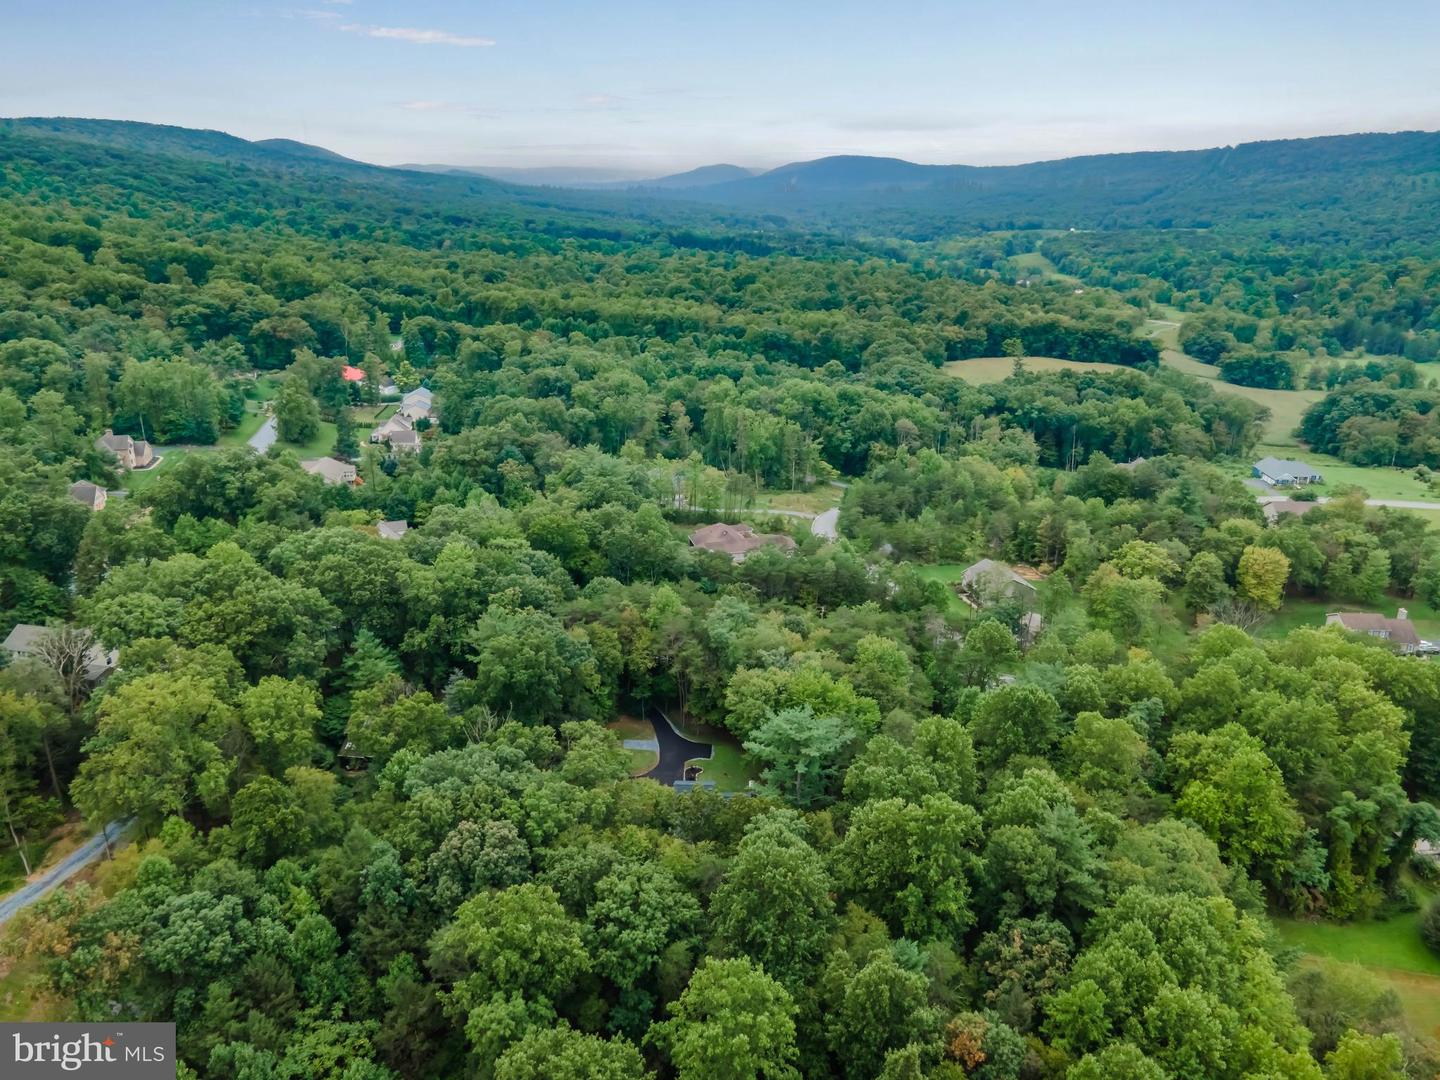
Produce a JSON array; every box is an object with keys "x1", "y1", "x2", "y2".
[{"x1": 398, "y1": 387, "x2": 433, "y2": 422}]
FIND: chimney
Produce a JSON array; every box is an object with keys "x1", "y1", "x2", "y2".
[{"x1": 1398, "y1": 608, "x2": 1409, "y2": 621}]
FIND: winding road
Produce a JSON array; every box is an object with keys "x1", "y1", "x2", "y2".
[{"x1": 0, "y1": 821, "x2": 129, "y2": 927}]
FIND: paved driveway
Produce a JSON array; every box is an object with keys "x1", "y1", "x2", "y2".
[{"x1": 644, "y1": 709, "x2": 712, "y2": 785}]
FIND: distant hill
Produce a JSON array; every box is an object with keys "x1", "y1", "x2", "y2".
[
  {"x1": 398, "y1": 164, "x2": 653, "y2": 187},
  {"x1": 668, "y1": 132, "x2": 1440, "y2": 234},
  {"x1": 4, "y1": 117, "x2": 1438, "y2": 242},
  {"x1": 622, "y1": 164, "x2": 759, "y2": 190},
  {"x1": 252, "y1": 138, "x2": 361, "y2": 164}
]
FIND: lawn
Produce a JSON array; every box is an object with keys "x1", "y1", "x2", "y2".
[
  {"x1": 685, "y1": 733, "x2": 759, "y2": 794},
  {"x1": 120, "y1": 446, "x2": 193, "y2": 493},
  {"x1": 943, "y1": 356, "x2": 1133, "y2": 384},
  {"x1": 351, "y1": 403, "x2": 397, "y2": 426},
  {"x1": 913, "y1": 564, "x2": 974, "y2": 615},
  {"x1": 607, "y1": 715, "x2": 659, "y2": 777},
  {"x1": 1274, "y1": 913, "x2": 1440, "y2": 1037},
  {"x1": 277, "y1": 420, "x2": 339, "y2": 459},
  {"x1": 1160, "y1": 350, "x2": 1323, "y2": 445},
  {"x1": 1258, "y1": 596, "x2": 1440, "y2": 642},
  {"x1": 216, "y1": 405, "x2": 268, "y2": 448}
]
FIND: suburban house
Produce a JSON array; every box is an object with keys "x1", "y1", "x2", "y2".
[
  {"x1": 1262, "y1": 499, "x2": 1320, "y2": 524},
  {"x1": 959, "y1": 558, "x2": 1043, "y2": 606},
  {"x1": 1253, "y1": 457, "x2": 1324, "y2": 487},
  {"x1": 1325, "y1": 609, "x2": 1421, "y2": 654},
  {"x1": 689, "y1": 523, "x2": 797, "y2": 562},
  {"x1": 378, "y1": 381, "x2": 400, "y2": 397},
  {"x1": 370, "y1": 412, "x2": 413, "y2": 444},
  {"x1": 341, "y1": 364, "x2": 366, "y2": 383},
  {"x1": 398, "y1": 386, "x2": 434, "y2": 422},
  {"x1": 300, "y1": 457, "x2": 358, "y2": 486},
  {"x1": 3, "y1": 623, "x2": 120, "y2": 681},
  {"x1": 377, "y1": 520, "x2": 409, "y2": 541},
  {"x1": 68, "y1": 480, "x2": 107, "y2": 511},
  {"x1": 95, "y1": 429, "x2": 154, "y2": 470},
  {"x1": 1116, "y1": 456, "x2": 1148, "y2": 471}
]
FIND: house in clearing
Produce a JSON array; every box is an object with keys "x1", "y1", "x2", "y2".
[
  {"x1": 68, "y1": 480, "x2": 107, "y2": 511},
  {"x1": 96, "y1": 429, "x2": 154, "y2": 470},
  {"x1": 1325, "y1": 609, "x2": 1421, "y2": 654},
  {"x1": 1262, "y1": 499, "x2": 1320, "y2": 524},
  {"x1": 959, "y1": 558, "x2": 1043, "y2": 606},
  {"x1": 377, "y1": 520, "x2": 409, "y2": 541},
  {"x1": 341, "y1": 365, "x2": 366, "y2": 383},
  {"x1": 300, "y1": 457, "x2": 358, "y2": 486},
  {"x1": 1254, "y1": 457, "x2": 1324, "y2": 487},
  {"x1": 689, "y1": 523, "x2": 797, "y2": 563},
  {"x1": 3, "y1": 623, "x2": 119, "y2": 681}
]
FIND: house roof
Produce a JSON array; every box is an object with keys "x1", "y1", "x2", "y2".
[
  {"x1": 341, "y1": 365, "x2": 366, "y2": 382},
  {"x1": 387, "y1": 429, "x2": 421, "y2": 447},
  {"x1": 688, "y1": 523, "x2": 797, "y2": 558},
  {"x1": 1116, "y1": 456, "x2": 1148, "y2": 471},
  {"x1": 1328, "y1": 611, "x2": 1421, "y2": 647},
  {"x1": 300, "y1": 458, "x2": 355, "y2": 484},
  {"x1": 97, "y1": 430, "x2": 134, "y2": 452},
  {"x1": 68, "y1": 480, "x2": 105, "y2": 508},
  {"x1": 403, "y1": 387, "x2": 433, "y2": 407},
  {"x1": 960, "y1": 558, "x2": 1038, "y2": 591},
  {"x1": 377, "y1": 520, "x2": 408, "y2": 540},
  {"x1": 1255, "y1": 456, "x2": 1322, "y2": 478},
  {"x1": 3, "y1": 623, "x2": 118, "y2": 677},
  {"x1": 1263, "y1": 499, "x2": 1319, "y2": 522}
]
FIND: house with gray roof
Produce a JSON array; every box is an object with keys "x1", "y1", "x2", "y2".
[
  {"x1": 300, "y1": 458, "x2": 358, "y2": 486},
  {"x1": 3, "y1": 623, "x2": 119, "y2": 681},
  {"x1": 68, "y1": 480, "x2": 107, "y2": 511},
  {"x1": 1254, "y1": 457, "x2": 1324, "y2": 487},
  {"x1": 377, "y1": 520, "x2": 409, "y2": 541},
  {"x1": 959, "y1": 558, "x2": 1041, "y2": 605}
]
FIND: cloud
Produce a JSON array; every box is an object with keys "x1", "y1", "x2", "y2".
[
  {"x1": 340, "y1": 23, "x2": 495, "y2": 47},
  {"x1": 581, "y1": 94, "x2": 623, "y2": 108}
]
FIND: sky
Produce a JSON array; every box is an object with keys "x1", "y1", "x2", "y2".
[{"x1": 3, "y1": 0, "x2": 1439, "y2": 174}]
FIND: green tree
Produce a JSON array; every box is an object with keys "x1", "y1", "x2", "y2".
[
  {"x1": 744, "y1": 705, "x2": 857, "y2": 807},
  {"x1": 273, "y1": 376, "x2": 321, "y2": 445},
  {"x1": 648, "y1": 957, "x2": 799, "y2": 1080}
]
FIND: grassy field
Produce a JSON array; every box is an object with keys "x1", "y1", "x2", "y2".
[
  {"x1": 943, "y1": 356, "x2": 1133, "y2": 384},
  {"x1": 1275, "y1": 913, "x2": 1440, "y2": 1037},
  {"x1": 912, "y1": 564, "x2": 976, "y2": 615},
  {"x1": 607, "y1": 715, "x2": 660, "y2": 777},
  {"x1": 1258, "y1": 596, "x2": 1440, "y2": 642},
  {"x1": 750, "y1": 486, "x2": 842, "y2": 515},
  {"x1": 1159, "y1": 350, "x2": 1323, "y2": 446}
]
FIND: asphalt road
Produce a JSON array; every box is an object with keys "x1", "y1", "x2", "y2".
[
  {"x1": 1256, "y1": 494, "x2": 1440, "y2": 510},
  {"x1": 0, "y1": 821, "x2": 128, "y2": 927},
  {"x1": 248, "y1": 417, "x2": 278, "y2": 452}
]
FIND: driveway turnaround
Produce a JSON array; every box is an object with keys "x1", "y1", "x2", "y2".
[{"x1": 645, "y1": 709, "x2": 712, "y2": 785}]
